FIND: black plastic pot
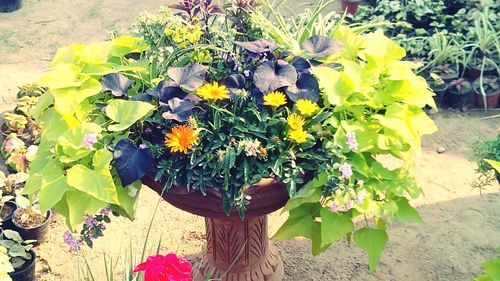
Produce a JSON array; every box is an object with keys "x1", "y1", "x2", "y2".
[
  {"x1": 0, "y1": 201, "x2": 17, "y2": 230},
  {"x1": 465, "y1": 65, "x2": 498, "y2": 81},
  {"x1": 9, "y1": 249, "x2": 36, "y2": 281},
  {"x1": 448, "y1": 88, "x2": 472, "y2": 110},
  {"x1": 0, "y1": 0, "x2": 22, "y2": 13},
  {"x1": 431, "y1": 84, "x2": 448, "y2": 108},
  {"x1": 431, "y1": 67, "x2": 459, "y2": 83},
  {"x1": 12, "y1": 209, "x2": 52, "y2": 246}
]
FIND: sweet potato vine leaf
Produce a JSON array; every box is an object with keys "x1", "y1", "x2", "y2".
[
  {"x1": 101, "y1": 73, "x2": 135, "y2": 97},
  {"x1": 162, "y1": 98, "x2": 195, "y2": 122},
  {"x1": 353, "y1": 228, "x2": 388, "y2": 271},
  {"x1": 253, "y1": 60, "x2": 297, "y2": 93},
  {"x1": 113, "y1": 139, "x2": 155, "y2": 187},
  {"x1": 167, "y1": 63, "x2": 207, "y2": 92},
  {"x1": 302, "y1": 35, "x2": 343, "y2": 59}
]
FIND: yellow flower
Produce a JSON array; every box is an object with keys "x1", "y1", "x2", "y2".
[
  {"x1": 288, "y1": 129, "x2": 308, "y2": 144},
  {"x1": 263, "y1": 91, "x2": 287, "y2": 107},
  {"x1": 196, "y1": 82, "x2": 230, "y2": 101},
  {"x1": 296, "y1": 99, "x2": 319, "y2": 116},
  {"x1": 187, "y1": 24, "x2": 203, "y2": 44},
  {"x1": 164, "y1": 125, "x2": 199, "y2": 154},
  {"x1": 287, "y1": 114, "x2": 305, "y2": 130}
]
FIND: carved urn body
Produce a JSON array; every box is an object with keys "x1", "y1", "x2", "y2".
[{"x1": 142, "y1": 174, "x2": 288, "y2": 281}]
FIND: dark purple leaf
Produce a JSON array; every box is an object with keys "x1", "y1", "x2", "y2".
[
  {"x1": 301, "y1": 35, "x2": 343, "y2": 59},
  {"x1": 253, "y1": 60, "x2": 297, "y2": 93},
  {"x1": 167, "y1": 63, "x2": 208, "y2": 92},
  {"x1": 221, "y1": 74, "x2": 246, "y2": 94},
  {"x1": 101, "y1": 73, "x2": 135, "y2": 97},
  {"x1": 113, "y1": 139, "x2": 155, "y2": 187},
  {"x1": 235, "y1": 39, "x2": 278, "y2": 54},
  {"x1": 159, "y1": 86, "x2": 187, "y2": 104},
  {"x1": 292, "y1": 56, "x2": 312, "y2": 73},
  {"x1": 285, "y1": 73, "x2": 320, "y2": 102},
  {"x1": 161, "y1": 98, "x2": 195, "y2": 122}
]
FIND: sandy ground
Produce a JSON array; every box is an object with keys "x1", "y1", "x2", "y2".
[{"x1": 1, "y1": 1, "x2": 499, "y2": 280}]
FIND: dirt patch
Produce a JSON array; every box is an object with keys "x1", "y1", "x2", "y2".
[{"x1": 13, "y1": 208, "x2": 46, "y2": 228}]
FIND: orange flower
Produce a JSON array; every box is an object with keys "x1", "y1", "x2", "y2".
[{"x1": 164, "y1": 125, "x2": 199, "y2": 154}]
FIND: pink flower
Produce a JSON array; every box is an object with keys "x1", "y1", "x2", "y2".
[
  {"x1": 346, "y1": 132, "x2": 358, "y2": 150},
  {"x1": 329, "y1": 202, "x2": 339, "y2": 213},
  {"x1": 356, "y1": 191, "x2": 366, "y2": 204},
  {"x1": 3, "y1": 136, "x2": 24, "y2": 153},
  {"x1": 83, "y1": 134, "x2": 98, "y2": 149},
  {"x1": 339, "y1": 163, "x2": 352, "y2": 179},
  {"x1": 343, "y1": 200, "x2": 353, "y2": 211},
  {"x1": 133, "y1": 254, "x2": 193, "y2": 281}
]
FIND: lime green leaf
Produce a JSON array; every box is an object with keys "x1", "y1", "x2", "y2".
[
  {"x1": 65, "y1": 190, "x2": 107, "y2": 230},
  {"x1": 113, "y1": 179, "x2": 140, "y2": 220},
  {"x1": 24, "y1": 160, "x2": 70, "y2": 213},
  {"x1": 311, "y1": 222, "x2": 329, "y2": 256},
  {"x1": 110, "y1": 36, "x2": 149, "y2": 57},
  {"x1": 310, "y1": 66, "x2": 343, "y2": 106},
  {"x1": 479, "y1": 258, "x2": 500, "y2": 281},
  {"x1": 32, "y1": 92, "x2": 54, "y2": 120},
  {"x1": 37, "y1": 108, "x2": 71, "y2": 142},
  {"x1": 80, "y1": 41, "x2": 112, "y2": 65},
  {"x1": 283, "y1": 172, "x2": 326, "y2": 212},
  {"x1": 353, "y1": 228, "x2": 388, "y2": 271},
  {"x1": 395, "y1": 198, "x2": 423, "y2": 223},
  {"x1": 51, "y1": 76, "x2": 102, "y2": 116},
  {"x1": 58, "y1": 123, "x2": 102, "y2": 150},
  {"x1": 66, "y1": 149, "x2": 119, "y2": 204},
  {"x1": 320, "y1": 208, "x2": 354, "y2": 247},
  {"x1": 485, "y1": 159, "x2": 500, "y2": 173},
  {"x1": 106, "y1": 100, "x2": 155, "y2": 131},
  {"x1": 38, "y1": 64, "x2": 84, "y2": 89},
  {"x1": 273, "y1": 204, "x2": 320, "y2": 240}
]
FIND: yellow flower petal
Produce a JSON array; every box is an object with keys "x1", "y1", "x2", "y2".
[
  {"x1": 196, "y1": 82, "x2": 230, "y2": 101},
  {"x1": 296, "y1": 99, "x2": 319, "y2": 116},
  {"x1": 263, "y1": 91, "x2": 287, "y2": 107},
  {"x1": 288, "y1": 129, "x2": 308, "y2": 144},
  {"x1": 287, "y1": 113, "x2": 305, "y2": 130},
  {"x1": 164, "y1": 125, "x2": 199, "y2": 154}
]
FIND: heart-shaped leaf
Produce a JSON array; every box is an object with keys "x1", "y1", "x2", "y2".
[
  {"x1": 286, "y1": 73, "x2": 320, "y2": 102},
  {"x1": 162, "y1": 98, "x2": 195, "y2": 122},
  {"x1": 106, "y1": 100, "x2": 155, "y2": 131},
  {"x1": 159, "y1": 86, "x2": 187, "y2": 104},
  {"x1": 292, "y1": 56, "x2": 312, "y2": 73},
  {"x1": 235, "y1": 39, "x2": 278, "y2": 53},
  {"x1": 301, "y1": 35, "x2": 343, "y2": 59},
  {"x1": 101, "y1": 73, "x2": 135, "y2": 97},
  {"x1": 253, "y1": 60, "x2": 297, "y2": 93},
  {"x1": 221, "y1": 74, "x2": 246, "y2": 94},
  {"x1": 113, "y1": 139, "x2": 155, "y2": 187},
  {"x1": 167, "y1": 63, "x2": 207, "y2": 92}
]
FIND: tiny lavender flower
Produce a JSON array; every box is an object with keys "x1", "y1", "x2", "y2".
[
  {"x1": 339, "y1": 163, "x2": 353, "y2": 179},
  {"x1": 357, "y1": 179, "x2": 364, "y2": 186},
  {"x1": 346, "y1": 132, "x2": 358, "y2": 150},
  {"x1": 329, "y1": 202, "x2": 339, "y2": 213},
  {"x1": 139, "y1": 143, "x2": 147, "y2": 150},
  {"x1": 100, "y1": 206, "x2": 111, "y2": 216},
  {"x1": 63, "y1": 231, "x2": 82, "y2": 253},
  {"x1": 84, "y1": 216, "x2": 97, "y2": 228},
  {"x1": 357, "y1": 190, "x2": 366, "y2": 204},
  {"x1": 83, "y1": 134, "x2": 98, "y2": 149}
]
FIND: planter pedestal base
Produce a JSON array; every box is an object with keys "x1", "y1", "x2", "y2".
[{"x1": 195, "y1": 215, "x2": 283, "y2": 281}]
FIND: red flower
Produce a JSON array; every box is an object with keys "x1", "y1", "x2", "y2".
[{"x1": 133, "y1": 254, "x2": 193, "y2": 281}]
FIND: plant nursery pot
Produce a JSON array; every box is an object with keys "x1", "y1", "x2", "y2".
[
  {"x1": 0, "y1": 0, "x2": 22, "y2": 13},
  {"x1": 430, "y1": 67, "x2": 458, "y2": 83},
  {"x1": 340, "y1": 0, "x2": 361, "y2": 15},
  {"x1": 0, "y1": 201, "x2": 17, "y2": 230},
  {"x1": 473, "y1": 88, "x2": 500, "y2": 109},
  {"x1": 430, "y1": 84, "x2": 448, "y2": 108},
  {"x1": 9, "y1": 249, "x2": 36, "y2": 281},
  {"x1": 447, "y1": 88, "x2": 472, "y2": 110},
  {"x1": 406, "y1": 13, "x2": 431, "y2": 29},
  {"x1": 12, "y1": 209, "x2": 52, "y2": 246},
  {"x1": 142, "y1": 173, "x2": 291, "y2": 281},
  {"x1": 465, "y1": 66, "x2": 498, "y2": 81}
]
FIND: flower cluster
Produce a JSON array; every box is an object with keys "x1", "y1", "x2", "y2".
[
  {"x1": 63, "y1": 207, "x2": 111, "y2": 252},
  {"x1": 133, "y1": 253, "x2": 193, "y2": 281}
]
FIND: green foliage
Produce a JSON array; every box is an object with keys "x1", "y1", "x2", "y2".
[
  {"x1": 475, "y1": 248, "x2": 500, "y2": 281},
  {"x1": 24, "y1": 36, "x2": 152, "y2": 230},
  {"x1": 471, "y1": 135, "x2": 500, "y2": 191},
  {"x1": 0, "y1": 229, "x2": 35, "y2": 269}
]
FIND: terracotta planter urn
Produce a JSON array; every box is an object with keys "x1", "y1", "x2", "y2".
[{"x1": 142, "y1": 174, "x2": 289, "y2": 281}]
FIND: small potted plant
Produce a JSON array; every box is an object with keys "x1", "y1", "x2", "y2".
[
  {"x1": 466, "y1": 57, "x2": 498, "y2": 81},
  {"x1": 447, "y1": 78, "x2": 472, "y2": 109},
  {"x1": 431, "y1": 64, "x2": 459, "y2": 82},
  {"x1": 472, "y1": 76, "x2": 500, "y2": 109},
  {"x1": 11, "y1": 196, "x2": 51, "y2": 246},
  {"x1": 0, "y1": 0, "x2": 22, "y2": 13},
  {"x1": 341, "y1": 0, "x2": 362, "y2": 15},
  {"x1": 1, "y1": 113, "x2": 28, "y2": 137},
  {"x1": 16, "y1": 83, "x2": 45, "y2": 99},
  {"x1": 428, "y1": 73, "x2": 448, "y2": 107},
  {"x1": 0, "y1": 229, "x2": 36, "y2": 281},
  {"x1": 0, "y1": 190, "x2": 17, "y2": 231}
]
